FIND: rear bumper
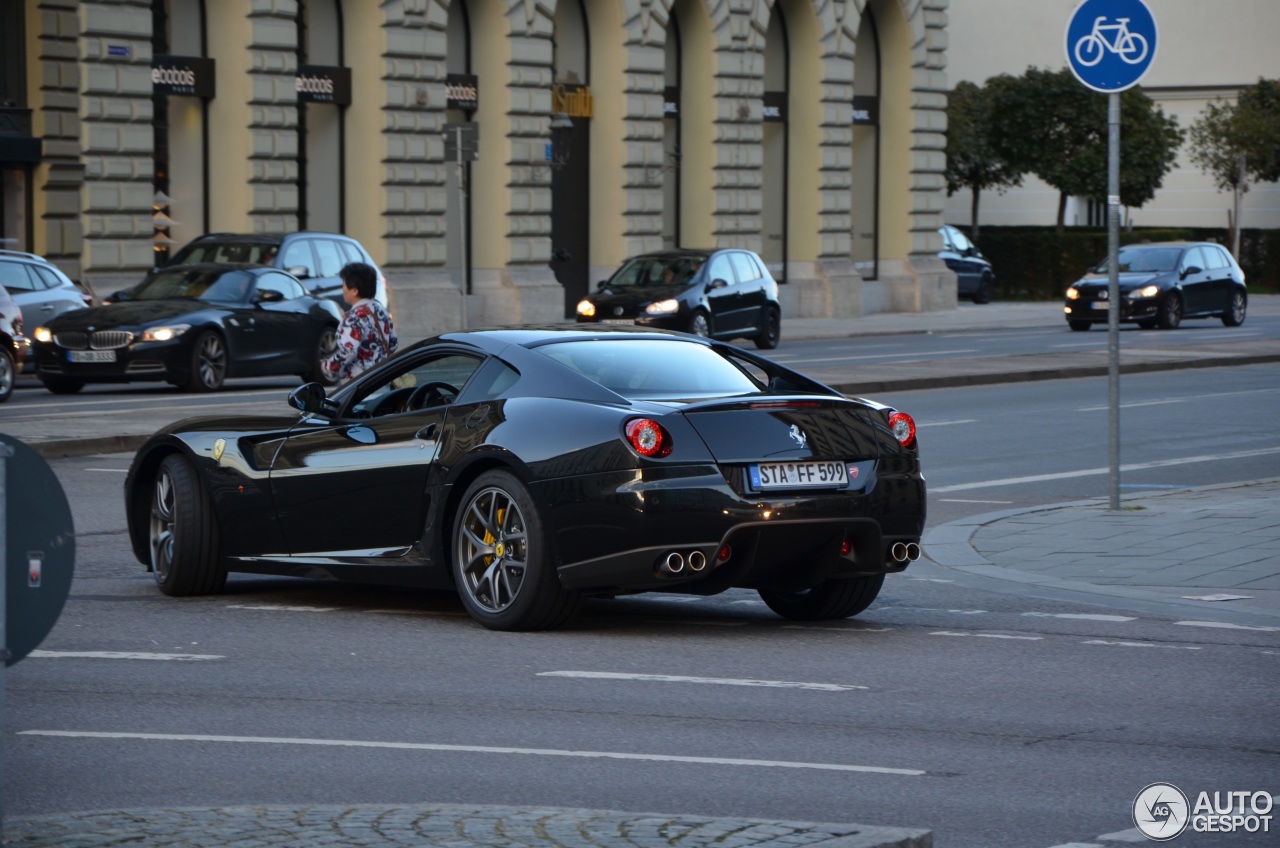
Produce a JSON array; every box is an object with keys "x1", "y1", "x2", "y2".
[{"x1": 536, "y1": 462, "x2": 925, "y2": 593}]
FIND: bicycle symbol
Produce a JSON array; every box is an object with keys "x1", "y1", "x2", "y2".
[{"x1": 1074, "y1": 16, "x2": 1149, "y2": 66}]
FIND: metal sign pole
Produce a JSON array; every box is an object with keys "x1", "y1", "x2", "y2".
[
  {"x1": 457, "y1": 124, "x2": 469, "y2": 332},
  {"x1": 1, "y1": 445, "x2": 11, "y2": 832},
  {"x1": 1107, "y1": 93, "x2": 1121, "y2": 511}
]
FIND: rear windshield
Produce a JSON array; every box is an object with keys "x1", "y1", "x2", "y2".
[
  {"x1": 135, "y1": 268, "x2": 252, "y2": 302},
  {"x1": 535, "y1": 338, "x2": 762, "y2": 398},
  {"x1": 606, "y1": 254, "x2": 709, "y2": 289},
  {"x1": 169, "y1": 241, "x2": 279, "y2": 266},
  {"x1": 1098, "y1": 246, "x2": 1181, "y2": 274}
]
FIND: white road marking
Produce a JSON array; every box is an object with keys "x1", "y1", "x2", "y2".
[
  {"x1": 226, "y1": 604, "x2": 340, "y2": 612},
  {"x1": 907, "y1": 578, "x2": 955, "y2": 583},
  {"x1": 1094, "y1": 827, "x2": 1147, "y2": 842},
  {"x1": 27, "y1": 650, "x2": 223, "y2": 661},
  {"x1": 781, "y1": 625, "x2": 894, "y2": 633},
  {"x1": 19, "y1": 730, "x2": 925, "y2": 776},
  {"x1": 366, "y1": 609, "x2": 467, "y2": 617},
  {"x1": 538, "y1": 671, "x2": 867, "y2": 691},
  {"x1": 919, "y1": 419, "x2": 977, "y2": 427},
  {"x1": 1083, "y1": 640, "x2": 1201, "y2": 650},
  {"x1": 1176, "y1": 620, "x2": 1280, "y2": 632},
  {"x1": 1078, "y1": 399, "x2": 1186, "y2": 411},
  {"x1": 85, "y1": 468, "x2": 129, "y2": 473},
  {"x1": 1045, "y1": 843, "x2": 1104, "y2": 848},
  {"x1": 931, "y1": 631, "x2": 1041, "y2": 640},
  {"x1": 937, "y1": 498, "x2": 1013, "y2": 504},
  {"x1": 1023, "y1": 613, "x2": 1136, "y2": 622},
  {"x1": 930, "y1": 446, "x2": 1280, "y2": 492}
]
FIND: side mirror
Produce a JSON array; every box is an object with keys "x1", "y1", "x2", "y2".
[
  {"x1": 254, "y1": 289, "x2": 285, "y2": 305},
  {"x1": 1180, "y1": 266, "x2": 1202, "y2": 279},
  {"x1": 596, "y1": 280, "x2": 608, "y2": 290},
  {"x1": 708, "y1": 278, "x2": 728, "y2": 290},
  {"x1": 288, "y1": 382, "x2": 328, "y2": 415},
  {"x1": 287, "y1": 265, "x2": 312, "y2": 279},
  {"x1": 106, "y1": 288, "x2": 133, "y2": 304}
]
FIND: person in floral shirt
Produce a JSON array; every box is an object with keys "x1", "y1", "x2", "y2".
[{"x1": 323, "y1": 262, "x2": 398, "y2": 385}]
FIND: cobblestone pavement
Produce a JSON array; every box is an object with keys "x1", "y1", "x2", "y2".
[{"x1": 3, "y1": 804, "x2": 931, "y2": 848}]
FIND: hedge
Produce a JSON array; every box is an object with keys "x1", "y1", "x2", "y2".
[{"x1": 970, "y1": 226, "x2": 1279, "y2": 300}]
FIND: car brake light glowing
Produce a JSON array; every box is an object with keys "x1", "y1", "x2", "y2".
[
  {"x1": 841, "y1": 538, "x2": 853, "y2": 556},
  {"x1": 717, "y1": 545, "x2": 732, "y2": 562},
  {"x1": 887, "y1": 411, "x2": 916, "y2": 448},
  {"x1": 625, "y1": 418, "x2": 671, "y2": 457}
]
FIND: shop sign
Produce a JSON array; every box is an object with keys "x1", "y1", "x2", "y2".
[
  {"x1": 447, "y1": 74, "x2": 479, "y2": 112},
  {"x1": 152, "y1": 55, "x2": 215, "y2": 98},
  {"x1": 297, "y1": 65, "x2": 351, "y2": 105},
  {"x1": 763, "y1": 91, "x2": 786, "y2": 122},
  {"x1": 663, "y1": 86, "x2": 679, "y2": 118},
  {"x1": 552, "y1": 84, "x2": 593, "y2": 119},
  {"x1": 852, "y1": 95, "x2": 878, "y2": 125}
]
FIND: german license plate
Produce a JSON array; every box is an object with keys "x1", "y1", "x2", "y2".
[
  {"x1": 749, "y1": 461, "x2": 848, "y2": 490},
  {"x1": 68, "y1": 350, "x2": 115, "y2": 363},
  {"x1": 1092, "y1": 301, "x2": 1110, "y2": 310}
]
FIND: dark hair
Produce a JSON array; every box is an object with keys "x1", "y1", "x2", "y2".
[{"x1": 340, "y1": 262, "x2": 378, "y2": 299}]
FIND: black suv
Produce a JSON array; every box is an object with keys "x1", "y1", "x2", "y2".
[{"x1": 110, "y1": 232, "x2": 387, "y2": 309}]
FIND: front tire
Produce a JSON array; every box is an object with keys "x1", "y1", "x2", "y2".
[
  {"x1": 1068, "y1": 320, "x2": 1091, "y2": 332},
  {"x1": 688, "y1": 309, "x2": 712, "y2": 338},
  {"x1": 759, "y1": 574, "x2": 885, "y2": 621},
  {"x1": 1157, "y1": 292, "x2": 1183, "y2": 330},
  {"x1": 1221, "y1": 289, "x2": 1247, "y2": 327},
  {"x1": 40, "y1": 376, "x2": 85, "y2": 394},
  {"x1": 972, "y1": 274, "x2": 994, "y2": 304},
  {"x1": 754, "y1": 306, "x2": 781, "y2": 350},
  {"x1": 184, "y1": 330, "x2": 227, "y2": 392},
  {"x1": 150, "y1": 454, "x2": 227, "y2": 596},
  {"x1": 0, "y1": 349, "x2": 14, "y2": 403},
  {"x1": 452, "y1": 470, "x2": 583, "y2": 631}
]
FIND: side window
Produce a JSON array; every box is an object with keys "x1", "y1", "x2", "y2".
[
  {"x1": 280, "y1": 241, "x2": 315, "y2": 277},
  {"x1": 348, "y1": 353, "x2": 485, "y2": 417},
  {"x1": 337, "y1": 240, "x2": 366, "y2": 266},
  {"x1": 729, "y1": 252, "x2": 760, "y2": 283},
  {"x1": 1181, "y1": 248, "x2": 1206, "y2": 274},
  {"x1": 1206, "y1": 247, "x2": 1231, "y2": 270},
  {"x1": 312, "y1": 240, "x2": 345, "y2": 277},
  {"x1": 706, "y1": 254, "x2": 735, "y2": 286},
  {"x1": 0, "y1": 262, "x2": 37, "y2": 292},
  {"x1": 255, "y1": 273, "x2": 305, "y2": 301},
  {"x1": 939, "y1": 228, "x2": 955, "y2": 252},
  {"x1": 33, "y1": 265, "x2": 66, "y2": 290},
  {"x1": 952, "y1": 228, "x2": 974, "y2": 253}
]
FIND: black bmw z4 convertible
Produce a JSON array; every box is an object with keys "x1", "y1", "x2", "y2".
[{"x1": 124, "y1": 326, "x2": 926, "y2": 631}]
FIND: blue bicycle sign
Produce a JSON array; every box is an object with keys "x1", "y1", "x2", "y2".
[{"x1": 1065, "y1": 0, "x2": 1157, "y2": 92}]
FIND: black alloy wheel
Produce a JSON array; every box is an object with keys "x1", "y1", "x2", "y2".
[
  {"x1": 1157, "y1": 292, "x2": 1183, "y2": 330},
  {"x1": 185, "y1": 330, "x2": 228, "y2": 391},
  {"x1": 754, "y1": 306, "x2": 781, "y2": 350},
  {"x1": 972, "y1": 274, "x2": 994, "y2": 305},
  {"x1": 688, "y1": 310, "x2": 712, "y2": 338},
  {"x1": 1221, "y1": 289, "x2": 1247, "y2": 327},
  {"x1": 150, "y1": 454, "x2": 227, "y2": 596},
  {"x1": 0, "y1": 349, "x2": 13, "y2": 403},
  {"x1": 452, "y1": 469, "x2": 583, "y2": 631},
  {"x1": 307, "y1": 325, "x2": 338, "y2": 384},
  {"x1": 758, "y1": 574, "x2": 885, "y2": 621}
]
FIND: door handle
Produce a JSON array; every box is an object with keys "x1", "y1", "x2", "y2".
[{"x1": 416, "y1": 423, "x2": 438, "y2": 442}]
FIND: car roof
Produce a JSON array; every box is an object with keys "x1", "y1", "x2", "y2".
[
  {"x1": 191, "y1": 232, "x2": 359, "y2": 244},
  {"x1": 1122, "y1": 241, "x2": 1218, "y2": 250},
  {"x1": 0, "y1": 249, "x2": 58, "y2": 266},
  {"x1": 395, "y1": 324, "x2": 709, "y2": 357}
]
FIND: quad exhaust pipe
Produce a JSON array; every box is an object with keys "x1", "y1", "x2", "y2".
[
  {"x1": 658, "y1": 549, "x2": 709, "y2": 576},
  {"x1": 888, "y1": 542, "x2": 921, "y2": 564}
]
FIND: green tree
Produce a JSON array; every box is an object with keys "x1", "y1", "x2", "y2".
[
  {"x1": 944, "y1": 80, "x2": 1022, "y2": 240},
  {"x1": 989, "y1": 67, "x2": 1183, "y2": 231},
  {"x1": 1189, "y1": 78, "x2": 1280, "y2": 255}
]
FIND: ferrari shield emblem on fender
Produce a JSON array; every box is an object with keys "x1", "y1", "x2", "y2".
[
  {"x1": 789, "y1": 424, "x2": 807, "y2": 448},
  {"x1": 213, "y1": 438, "x2": 226, "y2": 462}
]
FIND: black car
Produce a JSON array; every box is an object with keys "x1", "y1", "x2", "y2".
[
  {"x1": 1064, "y1": 241, "x2": 1247, "y2": 331},
  {"x1": 938, "y1": 225, "x2": 994, "y2": 304},
  {"x1": 576, "y1": 249, "x2": 782, "y2": 349},
  {"x1": 0, "y1": 285, "x2": 26, "y2": 403},
  {"x1": 123, "y1": 326, "x2": 925, "y2": 631},
  {"x1": 108, "y1": 232, "x2": 387, "y2": 309},
  {"x1": 33, "y1": 264, "x2": 342, "y2": 394}
]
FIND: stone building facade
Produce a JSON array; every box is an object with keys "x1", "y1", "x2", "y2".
[{"x1": 2, "y1": 0, "x2": 956, "y2": 342}]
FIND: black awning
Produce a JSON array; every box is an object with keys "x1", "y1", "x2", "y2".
[{"x1": 0, "y1": 135, "x2": 42, "y2": 164}]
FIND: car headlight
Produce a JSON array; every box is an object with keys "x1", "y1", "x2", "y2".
[
  {"x1": 1128, "y1": 285, "x2": 1160, "y2": 299},
  {"x1": 644, "y1": 298, "x2": 680, "y2": 315},
  {"x1": 34, "y1": 326, "x2": 53, "y2": 343},
  {"x1": 576, "y1": 299, "x2": 596, "y2": 318},
  {"x1": 141, "y1": 324, "x2": 190, "y2": 342},
  {"x1": 1065, "y1": 287, "x2": 1079, "y2": 300}
]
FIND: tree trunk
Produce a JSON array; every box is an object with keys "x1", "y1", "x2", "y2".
[
  {"x1": 969, "y1": 186, "x2": 982, "y2": 241},
  {"x1": 1232, "y1": 154, "x2": 1245, "y2": 258},
  {"x1": 1056, "y1": 192, "x2": 1067, "y2": 233}
]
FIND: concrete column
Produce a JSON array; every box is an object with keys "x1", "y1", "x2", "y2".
[
  {"x1": 245, "y1": 1, "x2": 299, "y2": 233},
  {"x1": 33, "y1": 0, "x2": 86, "y2": 283}
]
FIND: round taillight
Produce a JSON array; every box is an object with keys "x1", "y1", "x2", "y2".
[
  {"x1": 888, "y1": 411, "x2": 916, "y2": 448},
  {"x1": 625, "y1": 418, "x2": 671, "y2": 457}
]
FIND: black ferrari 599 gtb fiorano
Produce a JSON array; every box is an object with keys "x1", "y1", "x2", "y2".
[{"x1": 124, "y1": 326, "x2": 926, "y2": 631}]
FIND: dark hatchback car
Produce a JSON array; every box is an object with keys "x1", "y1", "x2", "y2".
[
  {"x1": 33, "y1": 264, "x2": 342, "y2": 394},
  {"x1": 1064, "y1": 241, "x2": 1247, "y2": 331},
  {"x1": 108, "y1": 232, "x2": 387, "y2": 309},
  {"x1": 938, "y1": 225, "x2": 994, "y2": 304},
  {"x1": 575, "y1": 248, "x2": 782, "y2": 349}
]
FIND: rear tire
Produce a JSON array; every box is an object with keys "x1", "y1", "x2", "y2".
[
  {"x1": 150, "y1": 454, "x2": 227, "y2": 596},
  {"x1": 306, "y1": 324, "x2": 338, "y2": 385},
  {"x1": 0, "y1": 349, "x2": 13, "y2": 403},
  {"x1": 759, "y1": 574, "x2": 885, "y2": 621},
  {"x1": 1221, "y1": 289, "x2": 1247, "y2": 327},
  {"x1": 1068, "y1": 320, "x2": 1091, "y2": 332},
  {"x1": 452, "y1": 470, "x2": 583, "y2": 631},
  {"x1": 754, "y1": 306, "x2": 781, "y2": 350},
  {"x1": 1157, "y1": 292, "x2": 1183, "y2": 330},
  {"x1": 184, "y1": 330, "x2": 227, "y2": 392}
]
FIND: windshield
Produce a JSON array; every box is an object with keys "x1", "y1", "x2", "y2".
[
  {"x1": 133, "y1": 267, "x2": 253, "y2": 302},
  {"x1": 168, "y1": 241, "x2": 279, "y2": 266},
  {"x1": 1096, "y1": 246, "x2": 1182, "y2": 274},
  {"x1": 606, "y1": 254, "x2": 708, "y2": 289},
  {"x1": 536, "y1": 338, "x2": 762, "y2": 399}
]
